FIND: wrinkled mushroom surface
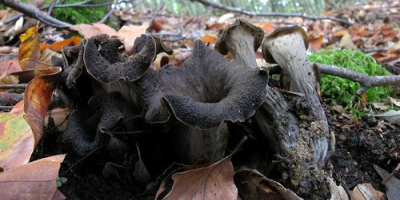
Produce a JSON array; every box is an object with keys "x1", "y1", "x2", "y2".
[
  {"x1": 63, "y1": 91, "x2": 125, "y2": 156},
  {"x1": 138, "y1": 40, "x2": 268, "y2": 129},
  {"x1": 83, "y1": 34, "x2": 156, "y2": 83}
]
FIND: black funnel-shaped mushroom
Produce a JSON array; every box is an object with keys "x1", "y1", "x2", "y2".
[
  {"x1": 83, "y1": 34, "x2": 156, "y2": 83},
  {"x1": 215, "y1": 18, "x2": 264, "y2": 69},
  {"x1": 137, "y1": 40, "x2": 268, "y2": 163},
  {"x1": 63, "y1": 91, "x2": 125, "y2": 156},
  {"x1": 138, "y1": 40, "x2": 268, "y2": 129}
]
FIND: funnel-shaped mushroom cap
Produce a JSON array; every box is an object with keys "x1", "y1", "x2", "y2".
[
  {"x1": 83, "y1": 34, "x2": 156, "y2": 83},
  {"x1": 138, "y1": 40, "x2": 268, "y2": 129},
  {"x1": 215, "y1": 18, "x2": 264, "y2": 55},
  {"x1": 262, "y1": 26, "x2": 309, "y2": 64}
]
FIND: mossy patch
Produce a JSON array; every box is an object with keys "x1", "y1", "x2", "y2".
[
  {"x1": 52, "y1": 0, "x2": 110, "y2": 25},
  {"x1": 308, "y1": 48, "x2": 392, "y2": 116}
]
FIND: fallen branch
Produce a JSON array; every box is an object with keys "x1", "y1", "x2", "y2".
[
  {"x1": 190, "y1": 0, "x2": 356, "y2": 26},
  {"x1": 0, "y1": 92, "x2": 23, "y2": 105},
  {"x1": 0, "y1": 83, "x2": 28, "y2": 89},
  {"x1": 0, "y1": 0, "x2": 72, "y2": 27},
  {"x1": 316, "y1": 63, "x2": 400, "y2": 95}
]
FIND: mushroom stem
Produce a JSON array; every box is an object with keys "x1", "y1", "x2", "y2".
[
  {"x1": 224, "y1": 25, "x2": 259, "y2": 69},
  {"x1": 264, "y1": 31, "x2": 315, "y2": 94},
  {"x1": 172, "y1": 123, "x2": 228, "y2": 164}
]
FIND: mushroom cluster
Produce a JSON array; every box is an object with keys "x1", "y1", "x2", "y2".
[
  {"x1": 53, "y1": 18, "x2": 334, "y2": 199},
  {"x1": 54, "y1": 31, "x2": 268, "y2": 164}
]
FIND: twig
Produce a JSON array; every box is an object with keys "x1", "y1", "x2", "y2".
[
  {"x1": 190, "y1": 0, "x2": 356, "y2": 26},
  {"x1": 316, "y1": 63, "x2": 400, "y2": 95},
  {"x1": 0, "y1": 92, "x2": 23, "y2": 105},
  {"x1": 0, "y1": 105, "x2": 13, "y2": 111},
  {"x1": 0, "y1": 83, "x2": 27, "y2": 89},
  {"x1": 0, "y1": 0, "x2": 72, "y2": 27},
  {"x1": 98, "y1": 8, "x2": 114, "y2": 23}
]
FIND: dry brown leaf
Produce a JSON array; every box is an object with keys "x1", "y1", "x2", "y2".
[
  {"x1": 69, "y1": 23, "x2": 118, "y2": 38},
  {"x1": 339, "y1": 34, "x2": 358, "y2": 50},
  {"x1": 162, "y1": 157, "x2": 238, "y2": 200},
  {"x1": 328, "y1": 178, "x2": 349, "y2": 200},
  {"x1": 116, "y1": 23, "x2": 149, "y2": 54},
  {"x1": 0, "y1": 154, "x2": 66, "y2": 200},
  {"x1": 388, "y1": 97, "x2": 400, "y2": 107},
  {"x1": 350, "y1": 183, "x2": 384, "y2": 200}
]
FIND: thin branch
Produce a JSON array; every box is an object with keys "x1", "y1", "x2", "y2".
[
  {"x1": 0, "y1": 83, "x2": 28, "y2": 89},
  {"x1": 190, "y1": 0, "x2": 356, "y2": 26},
  {"x1": 98, "y1": 8, "x2": 114, "y2": 23},
  {"x1": 0, "y1": 0, "x2": 72, "y2": 27},
  {"x1": 316, "y1": 63, "x2": 400, "y2": 95}
]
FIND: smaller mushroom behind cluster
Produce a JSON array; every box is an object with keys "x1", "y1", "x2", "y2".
[{"x1": 215, "y1": 18, "x2": 264, "y2": 69}]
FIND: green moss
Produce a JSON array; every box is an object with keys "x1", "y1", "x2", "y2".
[
  {"x1": 308, "y1": 48, "x2": 392, "y2": 116},
  {"x1": 52, "y1": 0, "x2": 110, "y2": 24}
]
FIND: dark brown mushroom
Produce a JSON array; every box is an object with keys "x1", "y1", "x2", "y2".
[
  {"x1": 136, "y1": 40, "x2": 268, "y2": 163},
  {"x1": 138, "y1": 40, "x2": 268, "y2": 129},
  {"x1": 83, "y1": 34, "x2": 156, "y2": 83},
  {"x1": 215, "y1": 18, "x2": 264, "y2": 69},
  {"x1": 63, "y1": 91, "x2": 125, "y2": 156}
]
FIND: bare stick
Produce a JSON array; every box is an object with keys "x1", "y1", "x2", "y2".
[
  {"x1": 0, "y1": 0, "x2": 72, "y2": 27},
  {"x1": 0, "y1": 83, "x2": 28, "y2": 89},
  {"x1": 190, "y1": 0, "x2": 355, "y2": 26},
  {"x1": 316, "y1": 63, "x2": 400, "y2": 95}
]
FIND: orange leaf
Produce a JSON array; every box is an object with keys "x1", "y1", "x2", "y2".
[
  {"x1": 0, "y1": 154, "x2": 66, "y2": 200},
  {"x1": 309, "y1": 34, "x2": 324, "y2": 51},
  {"x1": 18, "y1": 26, "x2": 40, "y2": 70},
  {"x1": 24, "y1": 67, "x2": 61, "y2": 145},
  {"x1": 199, "y1": 34, "x2": 218, "y2": 44},
  {"x1": 0, "y1": 101, "x2": 35, "y2": 170},
  {"x1": 260, "y1": 22, "x2": 275, "y2": 34},
  {"x1": 40, "y1": 36, "x2": 82, "y2": 52},
  {"x1": 333, "y1": 29, "x2": 349, "y2": 37}
]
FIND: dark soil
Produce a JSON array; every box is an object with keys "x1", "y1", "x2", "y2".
[{"x1": 31, "y1": 103, "x2": 400, "y2": 200}]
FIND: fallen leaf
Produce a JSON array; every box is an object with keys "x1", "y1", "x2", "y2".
[
  {"x1": 0, "y1": 154, "x2": 66, "y2": 200},
  {"x1": 351, "y1": 183, "x2": 384, "y2": 200},
  {"x1": 40, "y1": 36, "x2": 82, "y2": 52},
  {"x1": 309, "y1": 34, "x2": 324, "y2": 51},
  {"x1": 0, "y1": 101, "x2": 35, "y2": 170},
  {"x1": 388, "y1": 97, "x2": 400, "y2": 107},
  {"x1": 333, "y1": 29, "x2": 349, "y2": 37},
  {"x1": 370, "y1": 110, "x2": 400, "y2": 125},
  {"x1": 18, "y1": 26, "x2": 40, "y2": 70},
  {"x1": 328, "y1": 178, "x2": 349, "y2": 200},
  {"x1": 200, "y1": 34, "x2": 218, "y2": 44},
  {"x1": 46, "y1": 107, "x2": 70, "y2": 132},
  {"x1": 116, "y1": 23, "x2": 149, "y2": 54},
  {"x1": 339, "y1": 34, "x2": 358, "y2": 50},
  {"x1": 156, "y1": 137, "x2": 249, "y2": 200},
  {"x1": 161, "y1": 156, "x2": 238, "y2": 200},
  {"x1": 235, "y1": 168, "x2": 294, "y2": 200},
  {"x1": 374, "y1": 164, "x2": 400, "y2": 200},
  {"x1": 24, "y1": 67, "x2": 62, "y2": 145},
  {"x1": 69, "y1": 23, "x2": 118, "y2": 38},
  {"x1": 372, "y1": 103, "x2": 389, "y2": 111}
]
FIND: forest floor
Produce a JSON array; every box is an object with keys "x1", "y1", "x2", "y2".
[{"x1": 1, "y1": 0, "x2": 400, "y2": 200}]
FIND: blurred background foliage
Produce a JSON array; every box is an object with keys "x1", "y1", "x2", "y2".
[{"x1": 119, "y1": 0, "x2": 377, "y2": 16}]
